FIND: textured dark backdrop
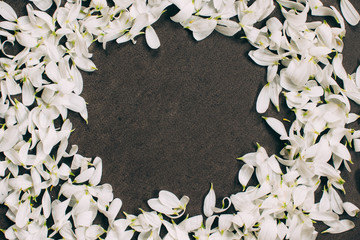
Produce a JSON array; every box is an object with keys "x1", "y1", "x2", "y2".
[{"x1": 1, "y1": 1, "x2": 360, "y2": 239}]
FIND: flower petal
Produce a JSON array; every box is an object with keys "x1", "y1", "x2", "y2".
[
  {"x1": 203, "y1": 183, "x2": 216, "y2": 217},
  {"x1": 340, "y1": 0, "x2": 360, "y2": 26},
  {"x1": 0, "y1": 1, "x2": 17, "y2": 21},
  {"x1": 238, "y1": 164, "x2": 254, "y2": 189},
  {"x1": 145, "y1": 26, "x2": 160, "y2": 49}
]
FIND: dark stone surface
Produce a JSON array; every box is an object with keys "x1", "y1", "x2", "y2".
[{"x1": 1, "y1": 1, "x2": 360, "y2": 239}]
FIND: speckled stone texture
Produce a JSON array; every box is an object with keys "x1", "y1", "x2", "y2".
[{"x1": 1, "y1": 1, "x2": 360, "y2": 239}]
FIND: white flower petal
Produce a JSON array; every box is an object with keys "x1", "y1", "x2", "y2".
[
  {"x1": 89, "y1": 157, "x2": 102, "y2": 186},
  {"x1": 343, "y1": 202, "x2": 359, "y2": 217},
  {"x1": 170, "y1": 2, "x2": 194, "y2": 23},
  {"x1": 340, "y1": 0, "x2": 360, "y2": 26},
  {"x1": 106, "y1": 198, "x2": 122, "y2": 223},
  {"x1": 238, "y1": 164, "x2": 254, "y2": 189},
  {"x1": 73, "y1": 56, "x2": 97, "y2": 72},
  {"x1": 203, "y1": 183, "x2": 216, "y2": 217},
  {"x1": 76, "y1": 211, "x2": 95, "y2": 227},
  {"x1": 258, "y1": 217, "x2": 277, "y2": 240},
  {"x1": 16, "y1": 199, "x2": 31, "y2": 228},
  {"x1": 15, "y1": 32, "x2": 38, "y2": 48},
  {"x1": 30, "y1": 0, "x2": 54, "y2": 11},
  {"x1": 145, "y1": 26, "x2": 160, "y2": 49},
  {"x1": 42, "y1": 189, "x2": 51, "y2": 219},
  {"x1": 249, "y1": 49, "x2": 282, "y2": 66},
  {"x1": 147, "y1": 198, "x2": 174, "y2": 215},
  {"x1": 0, "y1": 126, "x2": 20, "y2": 152},
  {"x1": 22, "y1": 79, "x2": 35, "y2": 106},
  {"x1": 333, "y1": 54, "x2": 348, "y2": 81},
  {"x1": 309, "y1": 211, "x2": 339, "y2": 221},
  {"x1": 179, "y1": 215, "x2": 203, "y2": 232},
  {"x1": 0, "y1": 1, "x2": 17, "y2": 21},
  {"x1": 256, "y1": 84, "x2": 270, "y2": 114},
  {"x1": 74, "y1": 167, "x2": 95, "y2": 183},
  {"x1": 323, "y1": 219, "x2": 355, "y2": 234},
  {"x1": 263, "y1": 117, "x2": 289, "y2": 140},
  {"x1": 159, "y1": 190, "x2": 181, "y2": 209}
]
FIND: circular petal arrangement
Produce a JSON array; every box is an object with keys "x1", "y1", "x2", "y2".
[{"x1": 0, "y1": 0, "x2": 359, "y2": 239}]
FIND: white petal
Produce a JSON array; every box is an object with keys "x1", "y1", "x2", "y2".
[
  {"x1": 309, "y1": 211, "x2": 339, "y2": 221},
  {"x1": 0, "y1": 1, "x2": 17, "y2": 21},
  {"x1": 343, "y1": 202, "x2": 359, "y2": 217},
  {"x1": 159, "y1": 190, "x2": 181, "y2": 208},
  {"x1": 30, "y1": 0, "x2": 53, "y2": 11},
  {"x1": 145, "y1": 26, "x2": 160, "y2": 49},
  {"x1": 333, "y1": 54, "x2": 348, "y2": 81},
  {"x1": 15, "y1": 32, "x2": 38, "y2": 48},
  {"x1": 58, "y1": 163, "x2": 71, "y2": 180},
  {"x1": 340, "y1": 0, "x2": 360, "y2": 26},
  {"x1": 31, "y1": 167, "x2": 42, "y2": 196},
  {"x1": 256, "y1": 84, "x2": 270, "y2": 114},
  {"x1": 73, "y1": 56, "x2": 97, "y2": 72},
  {"x1": 16, "y1": 199, "x2": 31, "y2": 228},
  {"x1": 249, "y1": 49, "x2": 282, "y2": 66},
  {"x1": 331, "y1": 143, "x2": 351, "y2": 160},
  {"x1": 179, "y1": 215, "x2": 203, "y2": 232},
  {"x1": 129, "y1": 13, "x2": 148, "y2": 37},
  {"x1": 329, "y1": 186, "x2": 344, "y2": 214},
  {"x1": 263, "y1": 117, "x2": 289, "y2": 140},
  {"x1": 258, "y1": 217, "x2": 277, "y2": 240},
  {"x1": 319, "y1": 189, "x2": 331, "y2": 212},
  {"x1": 74, "y1": 167, "x2": 95, "y2": 183},
  {"x1": 215, "y1": 19, "x2": 241, "y2": 36},
  {"x1": 353, "y1": 138, "x2": 360, "y2": 152},
  {"x1": 170, "y1": 3, "x2": 194, "y2": 23},
  {"x1": 203, "y1": 183, "x2": 216, "y2": 217},
  {"x1": 106, "y1": 198, "x2": 122, "y2": 222},
  {"x1": 147, "y1": 198, "x2": 174, "y2": 215},
  {"x1": 0, "y1": 126, "x2": 20, "y2": 152},
  {"x1": 323, "y1": 219, "x2": 355, "y2": 234},
  {"x1": 75, "y1": 211, "x2": 95, "y2": 227},
  {"x1": 238, "y1": 164, "x2": 254, "y2": 189},
  {"x1": 267, "y1": 155, "x2": 282, "y2": 174},
  {"x1": 22, "y1": 79, "x2": 35, "y2": 106},
  {"x1": 70, "y1": 65, "x2": 83, "y2": 95},
  {"x1": 42, "y1": 189, "x2": 51, "y2": 219},
  {"x1": 89, "y1": 157, "x2": 102, "y2": 186},
  {"x1": 0, "y1": 177, "x2": 9, "y2": 203}
]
